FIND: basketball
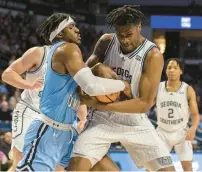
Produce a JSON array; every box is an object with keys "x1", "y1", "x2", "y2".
[{"x1": 96, "y1": 92, "x2": 120, "y2": 103}]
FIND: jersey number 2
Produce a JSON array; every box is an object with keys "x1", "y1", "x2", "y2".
[{"x1": 168, "y1": 108, "x2": 174, "y2": 118}]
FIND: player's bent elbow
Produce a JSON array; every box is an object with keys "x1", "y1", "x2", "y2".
[{"x1": 1, "y1": 70, "x2": 9, "y2": 83}]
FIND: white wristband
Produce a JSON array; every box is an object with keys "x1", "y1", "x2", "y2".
[{"x1": 73, "y1": 67, "x2": 125, "y2": 96}]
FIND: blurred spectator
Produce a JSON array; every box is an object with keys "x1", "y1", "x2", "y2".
[
  {"x1": 0, "y1": 93, "x2": 7, "y2": 105},
  {"x1": 0, "y1": 101, "x2": 12, "y2": 122},
  {"x1": 0, "y1": 132, "x2": 12, "y2": 159},
  {"x1": 0, "y1": 81, "x2": 8, "y2": 94}
]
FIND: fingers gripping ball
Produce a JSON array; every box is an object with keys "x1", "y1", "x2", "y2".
[
  {"x1": 91, "y1": 63, "x2": 120, "y2": 103},
  {"x1": 96, "y1": 92, "x2": 120, "y2": 103}
]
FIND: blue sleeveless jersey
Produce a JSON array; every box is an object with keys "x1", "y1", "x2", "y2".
[{"x1": 40, "y1": 41, "x2": 79, "y2": 124}]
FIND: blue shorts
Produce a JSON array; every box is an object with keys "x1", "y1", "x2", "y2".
[{"x1": 16, "y1": 120, "x2": 76, "y2": 171}]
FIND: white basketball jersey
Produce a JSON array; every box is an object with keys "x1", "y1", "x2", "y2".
[
  {"x1": 156, "y1": 81, "x2": 190, "y2": 132},
  {"x1": 20, "y1": 46, "x2": 50, "y2": 111},
  {"x1": 91, "y1": 34, "x2": 156, "y2": 116},
  {"x1": 104, "y1": 34, "x2": 156, "y2": 98}
]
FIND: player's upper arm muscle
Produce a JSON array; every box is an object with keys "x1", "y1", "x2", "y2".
[
  {"x1": 188, "y1": 86, "x2": 199, "y2": 115},
  {"x1": 63, "y1": 43, "x2": 86, "y2": 76},
  {"x1": 87, "y1": 34, "x2": 113, "y2": 67},
  {"x1": 139, "y1": 48, "x2": 164, "y2": 108},
  {"x1": 5, "y1": 47, "x2": 43, "y2": 75}
]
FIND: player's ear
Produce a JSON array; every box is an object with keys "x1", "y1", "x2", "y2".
[
  {"x1": 137, "y1": 23, "x2": 141, "y2": 32},
  {"x1": 56, "y1": 32, "x2": 63, "y2": 39}
]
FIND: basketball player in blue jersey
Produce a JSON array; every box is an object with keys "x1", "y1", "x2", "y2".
[
  {"x1": 68, "y1": 5, "x2": 175, "y2": 171},
  {"x1": 15, "y1": 13, "x2": 129, "y2": 171},
  {"x1": 2, "y1": 45, "x2": 86, "y2": 172}
]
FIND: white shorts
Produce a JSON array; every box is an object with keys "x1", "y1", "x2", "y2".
[
  {"x1": 156, "y1": 126, "x2": 193, "y2": 161},
  {"x1": 72, "y1": 110, "x2": 172, "y2": 169},
  {"x1": 11, "y1": 102, "x2": 39, "y2": 152}
]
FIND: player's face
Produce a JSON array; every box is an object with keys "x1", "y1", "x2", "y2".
[
  {"x1": 115, "y1": 24, "x2": 141, "y2": 53},
  {"x1": 166, "y1": 60, "x2": 182, "y2": 81},
  {"x1": 63, "y1": 23, "x2": 81, "y2": 44}
]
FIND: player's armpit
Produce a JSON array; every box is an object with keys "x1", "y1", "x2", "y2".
[
  {"x1": 94, "y1": 48, "x2": 164, "y2": 113},
  {"x1": 86, "y1": 34, "x2": 113, "y2": 67},
  {"x1": 2, "y1": 47, "x2": 44, "y2": 89}
]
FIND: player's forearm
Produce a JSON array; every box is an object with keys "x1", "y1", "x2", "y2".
[
  {"x1": 73, "y1": 67, "x2": 125, "y2": 96},
  {"x1": 191, "y1": 113, "x2": 200, "y2": 129},
  {"x1": 95, "y1": 98, "x2": 152, "y2": 113},
  {"x1": 2, "y1": 70, "x2": 30, "y2": 89}
]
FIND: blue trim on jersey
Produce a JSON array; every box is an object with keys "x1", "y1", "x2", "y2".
[
  {"x1": 104, "y1": 35, "x2": 116, "y2": 59},
  {"x1": 128, "y1": 39, "x2": 148, "y2": 59}
]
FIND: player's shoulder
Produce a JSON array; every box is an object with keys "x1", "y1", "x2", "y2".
[
  {"x1": 143, "y1": 38, "x2": 162, "y2": 60},
  {"x1": 61, "y1": 42, "x2": 81, "y2": 54},
  {"x1": 160, "y1": 81, "x2": 166, "y2": 85},
  {"x1": 187, "y1": 84, "x2": 194, "y2": 93},
  {"x1": 23, "y1": 46, "x2": 44, "y2": 61},
  {"x1": 99, "y1": 33, "x2": 114, "y2": 42},
  {"x1": 143, "y1": 45, "x2": 163, "y2": 69},
  {"x1": 57, "y1": 43, "x2": 82, "y2": 62},
  {"x1": 187, "y1": 84, "x2": 196, "y2": 100},
  {"x1": 26, "y1": 46, "x2": 44, "y2": 54},
  {"x1": 158, "y1": 81, "x2": 166, "y2": 90},
  {"x1": 147, "y1": 46, "x2": 162, "y2": 58},
  {"x1": 182, "y1": 81, "x2": 189, "y2": 87}
]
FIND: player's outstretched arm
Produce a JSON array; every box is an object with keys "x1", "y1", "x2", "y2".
[
  {"x1": 2, "y1": 47, "x2": 44, "y2": 90},
  {"x1": 62, "y1": 43, "x2": 129, "y2": 96},
  {"x1": 185, "y1": 86, "x2": 200, "y2": 140},
  {"x1": 93, "y1": 48, "x2": 164, "y2": 113}
]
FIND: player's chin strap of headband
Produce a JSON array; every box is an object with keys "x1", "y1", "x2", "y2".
[{"x1": 49, "y1": 16, "x2": 75, "y2": 42}]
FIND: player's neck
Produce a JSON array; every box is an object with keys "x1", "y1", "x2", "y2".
[
  {"x1": 166, "y1": 80, "x2": 182, "y2": 90},
  {"x1": 134, "y1": 35, "x2": 145, "y2": 50}
]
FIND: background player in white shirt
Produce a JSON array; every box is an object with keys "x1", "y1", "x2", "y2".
[
  {"x1": 2, "y1": 46, "x2": 47, "y2": 171},
  {"x1": 156, "y1": 58, "x2": 200, "y2": 171},
  {"x1": 67, "y1": 5, "x2": 175, "y2": 171}
]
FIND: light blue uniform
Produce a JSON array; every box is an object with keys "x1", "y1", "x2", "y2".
[{"x1": 16, "y1": 41, "x2": 80, "y2": 171}]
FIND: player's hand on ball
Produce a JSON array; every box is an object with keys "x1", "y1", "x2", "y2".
[
  {"x1": 80, "y1": 94, "x2": 99, "y2": 108},
  {"x1": 77, "y1": 87, "x2": 99, "y2": 107},
  {"x1": 122, "y1": 81, "x2": 132, "y2": 98},
  {"x1": 185, "y1": 126, "x2": 196, "y2": 141}
]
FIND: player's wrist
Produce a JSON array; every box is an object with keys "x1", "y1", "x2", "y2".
[
  {"x1": 191, "y1": 126, "x2": 197, "y2": 130},
  {"x1": 23, "y1": 81, "x2": 32, "y2": 89}
]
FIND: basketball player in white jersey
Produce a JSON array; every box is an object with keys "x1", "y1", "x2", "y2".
[
  {"x1": 67, "y1": 5, "x2": 175, "y2": 171},
  {"x1": 2, "y1": 46, "x2": 48, "y2": 171},
  {"x1": 156, "y1": 58, "x2": 200, "y2": 171}
]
